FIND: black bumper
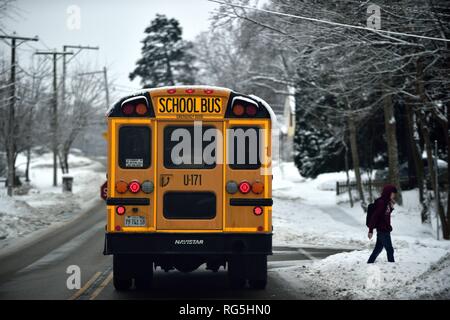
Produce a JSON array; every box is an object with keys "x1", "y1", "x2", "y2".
[{"x1": 104, "y1": 232, "x2": 272, "y2": 255}]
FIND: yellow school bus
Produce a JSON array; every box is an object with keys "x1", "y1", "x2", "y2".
[{"x1": 103, "y1": 86, "x2": 274, "y2": 290}]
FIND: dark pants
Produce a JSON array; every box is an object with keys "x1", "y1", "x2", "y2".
[{"x1": 367, "y1": 231, "x2": 395, "y2": 263}]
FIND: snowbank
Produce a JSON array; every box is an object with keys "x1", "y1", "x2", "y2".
[
  {"x1": 0, "y1": 151, "x2": 105, "y2": 250},
  {"x1": 315, "y1": 171, "x2": 374, "y2": 191},
  {"x1": 276, "y1": 244, "x2": 450, "y2": 299}
]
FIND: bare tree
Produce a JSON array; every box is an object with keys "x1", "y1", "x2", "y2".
[
  {"x1": 0, "y1": 55, "x2": 49, "y2": 189},
  {"x1": 57, "y1": 67, "x2": 104, "y2": 173}
]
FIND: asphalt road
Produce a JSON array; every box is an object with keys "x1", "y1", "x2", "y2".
[{"x1": 0, "y1": 200, "x2": 350, "y2": 300}]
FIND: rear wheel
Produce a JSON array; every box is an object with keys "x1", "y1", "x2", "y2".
[
  {"x1": 134, "y1": 255, "x2": 154, "y2": 291},
  {"x1": 248, "y1": 279, "x2": 267, "y2": 290},
  {"x1": 113, "y1": 255, "x2": 132, "y2": 291},
  {"x1": 248, "y1": 255, "x2": 267, "y2": 290},
  {"x1": 134, "y1": 275, "x2": 153, "y2": 290},
  {"x1": 228, "y1": 257, "x2": 246, "y2": 289}
]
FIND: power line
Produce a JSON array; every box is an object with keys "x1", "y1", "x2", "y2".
[
  {"x1": 209, "y1": 0, "x2": 450, "y2": 43},
  {"x1": 38, "y1": 38, "x2": 53, "y2": 51},
  {"x1": 78, "y1": 67, "x2": 110, "y2": 109},
  {"x1": 61, "y1": 44, "x2": 100, "y2": 113},
  {"x1": 16, "y1": 63, "x2": 53, "y2": 79}
]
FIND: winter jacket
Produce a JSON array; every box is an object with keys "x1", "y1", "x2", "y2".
[{"x1": 368, "y1": 184, "x2": 396, "y2": 233}]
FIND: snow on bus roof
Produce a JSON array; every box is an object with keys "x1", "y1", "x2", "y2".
[
  {"x1": 250, "y1": 94, "x2": 279, "y2": 129},
  {"x1": 232, "y1": 95, "x2": 258, "y2": 106},
  {"x1": 148, "y1": 85, "x2": 232, "y2": 93},
  {"x1": 107, "y1": 86, "x2": 278, "y2": 124}
]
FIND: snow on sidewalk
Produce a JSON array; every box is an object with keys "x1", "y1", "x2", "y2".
[
  {"x1": 271, "y1": 162, "x2": 450, "y2": 299},
  {"x1": 0, "y1": 150, "x2": 105, "y2": 250},
  {"x1": 276, "y1": 243, "x2": 450, "y2": 299}
]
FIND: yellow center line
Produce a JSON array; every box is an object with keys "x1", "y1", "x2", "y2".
[
  {"x1": 89, "y1": 271, "x2": 113, "y2": 300},
  {"x1": 68, "y1": 271, "x2": 101, "y2": 300}
]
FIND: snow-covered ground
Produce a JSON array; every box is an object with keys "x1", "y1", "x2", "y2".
[
  {"x1": 272, "y1": 161, "x2": 450, "y2": 299},
  {"x1": 0, "y1": 150, "x2": 105, "y2": 250}
]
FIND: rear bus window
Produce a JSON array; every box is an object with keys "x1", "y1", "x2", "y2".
[
  {"x1": 228, "y1": 126, "x2": 261, "y2": 170},
  {"x1": 119, "y1": 126, "x2": 151, "y2": 169},
  {"x1": 164, "y1": 125, "x2": 216, "y2": 169}
]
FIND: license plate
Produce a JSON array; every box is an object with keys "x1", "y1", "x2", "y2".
[{"x1": 124, "y1": 216, "x2": 146, "y2": 227}]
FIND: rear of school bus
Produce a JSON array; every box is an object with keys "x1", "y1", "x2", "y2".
[{"x1": 103, "y1": 86, "x2": 273, "y2": 290}]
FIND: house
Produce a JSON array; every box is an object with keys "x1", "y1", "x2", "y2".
[{"x1": 279, "y1": 86, "x2": 296, "y2": 161}]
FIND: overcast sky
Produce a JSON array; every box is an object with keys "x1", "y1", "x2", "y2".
[{"x1": 1, "y1": 0, "x2": 219, "y2": 100}]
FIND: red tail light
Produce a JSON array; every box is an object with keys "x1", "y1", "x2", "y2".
[
  {"x1": 232, "y1": 104, "x2": 245, "y2": 116},
  {"x1": 246, "y1": 104, "x2": 257, "y2": 116},
  {"x1": 115, "y1": 225, "x2": 122, "y2": 231},
  {"x1": 122, "y1": 103, "x2": 134, "y2": 115},
  {"x1": 253, "y1": 206, "x2": 263, "y2": 216},
  {"x1": 238, "y1": 181, "x2": 251, "y2": 194},
  {"x1": 129, "y1": 180, "x2": 141, "y2": 193},
  {"x1": 116, "y1": 206, "x2": 126, "y2": 215}
]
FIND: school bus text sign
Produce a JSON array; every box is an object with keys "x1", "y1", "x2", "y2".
[{"x1": 156, "y1": 96, "x2": 222, "y2": 114}]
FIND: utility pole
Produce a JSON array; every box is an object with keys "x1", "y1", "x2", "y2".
[
  {"x1": 78, "y1": 67, "x2": 110, "y2": 109},
  {"x1": 0, "y1": 33, "x2": 39, "y2": 196},
  {"x1": 61, "y1": 45, "x2": 99, "y2": 108},
  {"x1": 35, "y1": 50, "x2": 73, "y2": 187},
  {"x1": 434, "y1": 140, "x2": 440, "y2": 240},
  {"x1": 103, "y1": 66, "x2": 110, "y2": 108}
]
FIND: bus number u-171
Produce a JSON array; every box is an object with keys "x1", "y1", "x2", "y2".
[{"x1": 184, "y1": 174, "x2": 202, "y2": 186}]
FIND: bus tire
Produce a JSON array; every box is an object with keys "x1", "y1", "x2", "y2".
[
  {"x1": 248, "y1": 279, "x2": 267, "y2": 290},
  {"x1": 248, "y1": 255, "x2": 267, "y2": 290},
  {"x1": 113, "y1": 255, "x2": 132, "y2": 291},
  {"x1": 228, "y1": 257, "x2": 246, "y2": 289},
  {"x1": 134, "y1": 275, "x2": 153, "y2": 291},
  {"x1": 134, "y1": 255, "x2": 153, "y2": 291}
]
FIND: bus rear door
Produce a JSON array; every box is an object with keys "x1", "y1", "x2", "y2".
[{"x1": 155, "y1": 120, "x2": 224, "y2": 230}]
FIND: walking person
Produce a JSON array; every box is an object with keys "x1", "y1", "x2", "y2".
[{"x1": 367, "y1": 184, "x2": 397, "y2": 263}]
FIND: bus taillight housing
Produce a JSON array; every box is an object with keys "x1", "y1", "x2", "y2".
[
  {"x1": 120, "y1": 96, "x2": 149, "y2": 117},
  {"x1": 227, "y1": 96, "x2": 268, "y2": 119}
]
